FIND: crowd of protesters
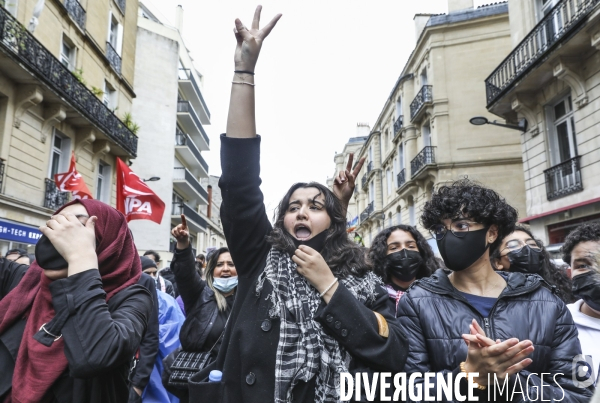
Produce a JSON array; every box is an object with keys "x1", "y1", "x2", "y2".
[{"x1": 2, "y1": 5, "x2": 600, "y2": 403}]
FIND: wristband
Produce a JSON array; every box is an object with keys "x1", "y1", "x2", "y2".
[
  {"x1": 320, "y1": 277, "x2": 338, "y2": 298},
  {"x1": 234, "y1": 70, "x2": 255, "y2": 75},
  {"x1": 460, "y1": 361, "x2": 487, "y2": 390}
]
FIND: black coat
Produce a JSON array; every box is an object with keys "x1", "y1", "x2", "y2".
[
  {"x1": 171, "y1": 245, "x2": 226, "y2": 352},
  {"x1": 397, "y1": 268, "x2": 594, "y2": 402},
  {"x1": 0, "y1": 258, "x2": 152, "y2": 403},
  {"x1": 159, "y1": 268, "x2": 178, "y2": 298},
  {"x1": 188, "y1": 135, "x2": 408, "y2": 402},
  {"x1": 128, "y1": 273, "x2": 159, "y2": 401}
]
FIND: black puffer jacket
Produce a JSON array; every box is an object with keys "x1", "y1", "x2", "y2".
[{"x1": 397, "y1": 269, "x2": 594, "y2": 402}]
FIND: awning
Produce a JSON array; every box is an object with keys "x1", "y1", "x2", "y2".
[{"x1": 519, "y1": 197, "x2": 600, "y2": 223}]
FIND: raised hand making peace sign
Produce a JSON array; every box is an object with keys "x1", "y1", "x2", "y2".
[{"x1": 333, "y1": 153, "x2": 366, "y2": 215}]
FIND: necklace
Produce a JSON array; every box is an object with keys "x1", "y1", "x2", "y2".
[{"x1": 449, "y1": 272, "x2": 506, "y2": 297}]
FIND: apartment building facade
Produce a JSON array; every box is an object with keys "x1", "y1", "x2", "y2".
[
  {"x1": 130, "y1": 3, "x2": 212, "y2": 263},
  {"x1": 0, "y1": 0, "x2": 139, "y2": 256},
  {"x1": 352, "y1": 1, "x2": 527, "y2": 248},
  {"x1": 200, "y1": 175, "x2": 227, "y2": 254},
  {"x1": 485, "y1": 0, "x2": 600, "y2": 257}
]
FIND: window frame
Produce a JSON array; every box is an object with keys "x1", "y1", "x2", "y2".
[
  {"x1": 48, "y1": 129, "x2": 71, "y2": 179},
  {"x1": 546, "y1": 93, "x2": 577, "y2": 166},
  {"x1": 60, "y1": 35, "x2": 76, "y2": 71},
  {"x1": 96, "y1": 160, "x2": 112, "y2": 202}
]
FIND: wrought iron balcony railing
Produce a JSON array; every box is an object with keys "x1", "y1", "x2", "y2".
[
  {"x1": 394, "y1": 115, "x2": 403, "y2": 135},
  {"x1": 410, "y1": 85, "x2": 433, "y2": 120},
  {"x1": 485, "y1": 0, "x2": 599, "y2": 106},
  {"x1": 0, "y1": 7, "x2": 137, "y2": 156},
  {"x1": 64, "y1": 0, "x2": 86, "y2": 30},
  {"x1": 361, "y1": 174, "x2": 368, "y2": 189},
  {"x1": 44, "y1": 178, "x2": 69, "y2": 210},
  {"x1": 106, "y1": 41, "x2": 121, "y2": 74},
  {"x1": 397, "y1": 168, "x2": 406, "y2": 188},
  {"x1": 178, "y1": 68, "x2": 211, "y2": 120},
  {"x1": 114, "y1": 0, "x2": 126, "y2": 14},
  {"x1": 544, "y1": 156, "x2": 583, "y2": 201},
  {"x1": 360, "y1": 201, "x2": 374, "y2": 223},
  {"x1": 175, "y1": 128, "x2": 209, "y2": 172},
  {"x1": 410, "y1": 146, "x2": 436, "y2": 177},
  {"x1": 177, "y1": 100, "x2": 210, "y2": 146}
]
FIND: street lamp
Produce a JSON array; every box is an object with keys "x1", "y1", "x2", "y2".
[
  {"x1": 469, "y1": 116, "x2": 528, "y2": 132},
  {"x1": 143, "y1": 176, "x2": 161, "y2": 182}
]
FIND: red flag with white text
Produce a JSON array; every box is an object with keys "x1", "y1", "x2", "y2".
[
  {"x1": 54, "y1": 152, "x2": 93, "y2": 200},
  {"x1": 116, "y1": 158, "x2": 165, "y2": 224}
]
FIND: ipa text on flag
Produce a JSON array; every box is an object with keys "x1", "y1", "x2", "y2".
[{"x1": 116, "y1": 158, "x2": 165, "y2": 224}]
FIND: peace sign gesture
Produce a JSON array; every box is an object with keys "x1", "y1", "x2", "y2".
[
  {"x1": 233, "y1": 6, "x2": 282, "y2": 72},
  {"x1": 333, "y1": 153, "x2": 366, "y2": 206}
]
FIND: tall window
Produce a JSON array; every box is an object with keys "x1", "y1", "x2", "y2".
[
  {"x1": 61, "y1": 36, "x2": 76, "y2": 71},
  {"x1": 368, "y1": 146, "x2": 373, "y2": 165},
  {"x1": 388, "y1": 213, "x2": 393, "y2": 228},
  {"x1": 49, "y1": 131, "x2": 71, "y2": 178},
  {"x1": 396, "y1": 207, "x2": 402, "y2": 225},
  {"x1": 396, "y1": 97, "x2": 402, "y2": 118},
  {"x1": 96, "y1": 161, "x2": 111, "y2": 202},
  {"x1": 103, "y1": 81, "x2": 117, "y2": 110},
  {"x1": 420, "y1": 68, "x2": 428, "y2": 87},
  {"x1": 107, "y1": 13, "x2": 123, "y2": 55},
  {"x1": 548, "y1": 94, "x2": 577, "y2": 165},
  {"x1": 422, "y1": 123, "x2": 431, "y2": 147},
  {"x1": 409, "y1": 203, "x2": 415, "y2": 226},
  {"x1": 369, "y1": 181, "x2": 375, "y2": 205},
  {"x1": 386, "y1": 169, "x2": 392, "y2": 196},
  {"x1": 398, "y1": 143, "x2": 405, "y2": 171}
]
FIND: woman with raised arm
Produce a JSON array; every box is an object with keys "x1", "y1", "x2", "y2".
[
  {"x1": 0, "y1": 199, "x2": 152, "y2": 403},
  {"x1": 183, "y1": 6, "x2": 408, "y2": 402}
]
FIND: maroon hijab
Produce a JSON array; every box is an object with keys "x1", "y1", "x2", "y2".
[{"x1": 0, "y1": 199, "x2": 141, "y2": 403}]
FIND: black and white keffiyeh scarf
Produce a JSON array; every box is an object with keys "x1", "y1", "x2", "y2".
[{"x1": 256, "y1": 248, "x2": 383, "y2": 403}]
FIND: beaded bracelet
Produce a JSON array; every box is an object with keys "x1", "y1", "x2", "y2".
[
  {"x1": 320, "y1": 277, "x2": 338, "y2": 298},
  {"x1": 460, "y1": 362, "x2": 487, "y2": 390}
]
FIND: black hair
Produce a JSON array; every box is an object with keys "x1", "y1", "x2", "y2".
[
  {"x1": 561, "y1": 222, "x2": 600, "y2": 265},
  {"x1": 266, "y1": 182, "x2": 368, "y2": 278},
  {"x1": 143, "y1": 250, "x2": 161, "y2": 263},
  {"x1": 420, "y1": 178, "x2": 518, "y2": 255},
  {"x1": 6, "y1": 248, "x2": 27, "y2": 257},
  {"x1": 196, "y1": 254, "x2": 205, "y2": 262},
  {"x1": 368, "y1": 225, "x2": 438, "y2": 284},
  {"x1": 491, "y1": 225, "x2": 574, "y2": 303},
  {"x1": 204, "y1": 247, "x2": 233, "y2": 311}
]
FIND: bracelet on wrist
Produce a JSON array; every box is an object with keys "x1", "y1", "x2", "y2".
[
  {"x1": 234, "y1": 70, "x2": 255, "y2": 75},
  {"x1": 320, "y1": 277, "x2": 338, "y2": 298},
  {"x1": 460, "y1": 362, "x2": 487, "y2": 390}
]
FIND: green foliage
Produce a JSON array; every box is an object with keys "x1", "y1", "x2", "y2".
[
  {"x1": 121, "y1": 112, "x2": 140, "y2": 135},
  {"x1": 90, "y1": 86, "x2": 104, "y2": 97},
  {"x1": 72, "y1": 68, "x2": 86, "y2": 86}
]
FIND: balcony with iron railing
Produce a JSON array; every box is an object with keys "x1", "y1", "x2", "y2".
[
  {"x1": 175, "y1": 128, "x2": 209, "y2": 176},
  {"x1": 177, "y1": 100, "x2": 210, "y2": 151},
  {"x1": 485, "y1": 0, "x2": 600, "y2": 107},
  {"x1": 360, "y1": 201, "x2": 374, "y2": 223},
  {"x1": 397, "y1": 168, "x2": 406, "y2": 188},
  {"x1": 410, "y1": 85, "x2": 433, "y2": 121},
  {"x1": 64, "y1": 0, "x2": 86, "y2": 30},
  {"x1": 44, "y1": 178, "x2": 69, "y2": 210},
  {"x1": 410, "y1": 146, "x2": 436, "y2": 177},
  {"x1": 394, "y1": 115, "x2": 403, "y2": 135},
  {"x1": 178, "y1": 68, "x2": 211, "y2": 123},
  {"x1": 173, "y1": 167, "x2": 208, "y2": 204},
  {"x1": 0, "y1": 7, "x2": 137, "y2": 156},
  {"x1": 544, "y1": 156, "x2": 583, "y2": 201},
  {"x1": 106, "y1": 41, "x2": 121, "y2": 74}
]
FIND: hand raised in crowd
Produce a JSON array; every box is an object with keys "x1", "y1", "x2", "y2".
[
  {"x1": 462, "y1": 319, "x2": 534, "y2": 385},
  {"x1": 171, "y1": 214, "x2": 190, "y2": 250},
  {"x1": 293, "y1": 245, "x2": 338, "y2": 303},
  {"x1": 233, "y1": 5, "x2": 282, "y2": 72},
  {"x1": 333, "y1": 153, "x2": 366, "y2": 206},
  {"x1": 40, "y1": 213, "x2": 98, "y2": 277}
]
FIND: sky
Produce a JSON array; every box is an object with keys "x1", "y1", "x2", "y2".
[{"x1": 144, "y1": 0, "x2": 491, "y2": 218}]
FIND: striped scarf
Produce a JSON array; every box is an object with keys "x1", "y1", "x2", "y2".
[{"x1": 256, "y1": 248, "x2": 382, "y2": 403}]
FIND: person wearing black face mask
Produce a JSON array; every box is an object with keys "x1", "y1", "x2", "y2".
[
  {"x1": 368, "y1": 225, "x2": 438, "y2": 316},
  {"x1": 396, "y1": 179, "x2": 592, "y2": 402},
  {"x1": 563, "y1": 222, "x2": 600, "y2": 388},
  {"x1": 492, "y1": 226, "x2": 574, "y2": 303}
]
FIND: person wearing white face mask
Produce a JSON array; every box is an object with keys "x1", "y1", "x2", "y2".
[{"x1": 163, "y1": 216, "x2": 237, "y2": 402}]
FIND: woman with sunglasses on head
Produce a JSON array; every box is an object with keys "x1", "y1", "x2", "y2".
[
  {"x1": 0, "y1": 199, "x2": 152, "y2": 403},
  {"x1": 396, "y1": 179, "x2": 592, "y2": 402},
  {"x1": 185, "y1": 6, "x2": 407, "y2": 402},
  {"x1": 368, "y1": 225, "x2": 438, "y2": 315},
  {"x1": 492, "y1": 225, "x2": 574, "y2": 303}
]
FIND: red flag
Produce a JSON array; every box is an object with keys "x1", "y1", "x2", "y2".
[
  {"x1": 116, "y1": 158, "x2": 165, "y2": 224},
  {"x1": 54, "y1": 152, "x2": 93, "y2": 200}
]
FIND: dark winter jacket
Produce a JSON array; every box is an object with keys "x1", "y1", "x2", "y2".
[
  {"x1": 0, "y1": 258, "x2": 152, "y2": 403},
  {"x1": 188, "y1": 135, "x2": 408, "y2": 402},
  {"x1": 171, "y1": 245, "x2": 228, "y2": 353},
  {"x1": 128, "y1": 273, "x2": 159, "y2": 402},
  {"x1": 159, "y1": 268, "x2": 178, "y2": 298},
  {"x1": 397, "y1": 268, "x2": 594, "y2": 402}
]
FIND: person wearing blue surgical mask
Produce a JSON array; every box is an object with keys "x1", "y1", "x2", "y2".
[{"x1": 165, "y1": 217, "x2": 237, "y2": 402}]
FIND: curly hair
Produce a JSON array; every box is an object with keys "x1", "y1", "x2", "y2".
[
  {"x1": 561, "y1": 222, "x2": 600, "y2": 265},
  {"x1": 491, "y1": 226, "x2": 575, "y2": 303},
  {"x1": 266, "y1": 182, "x2": 368, "y2": 278},
  {"x1": 204, "y1": 247, "x2": 234, "y2": 312},
  {"x1": 368, "y1": 225, "x2": 438, "y2": 284},
  {"x1": 420, "y1": 178, "x2": 518, "y2": 255}
]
